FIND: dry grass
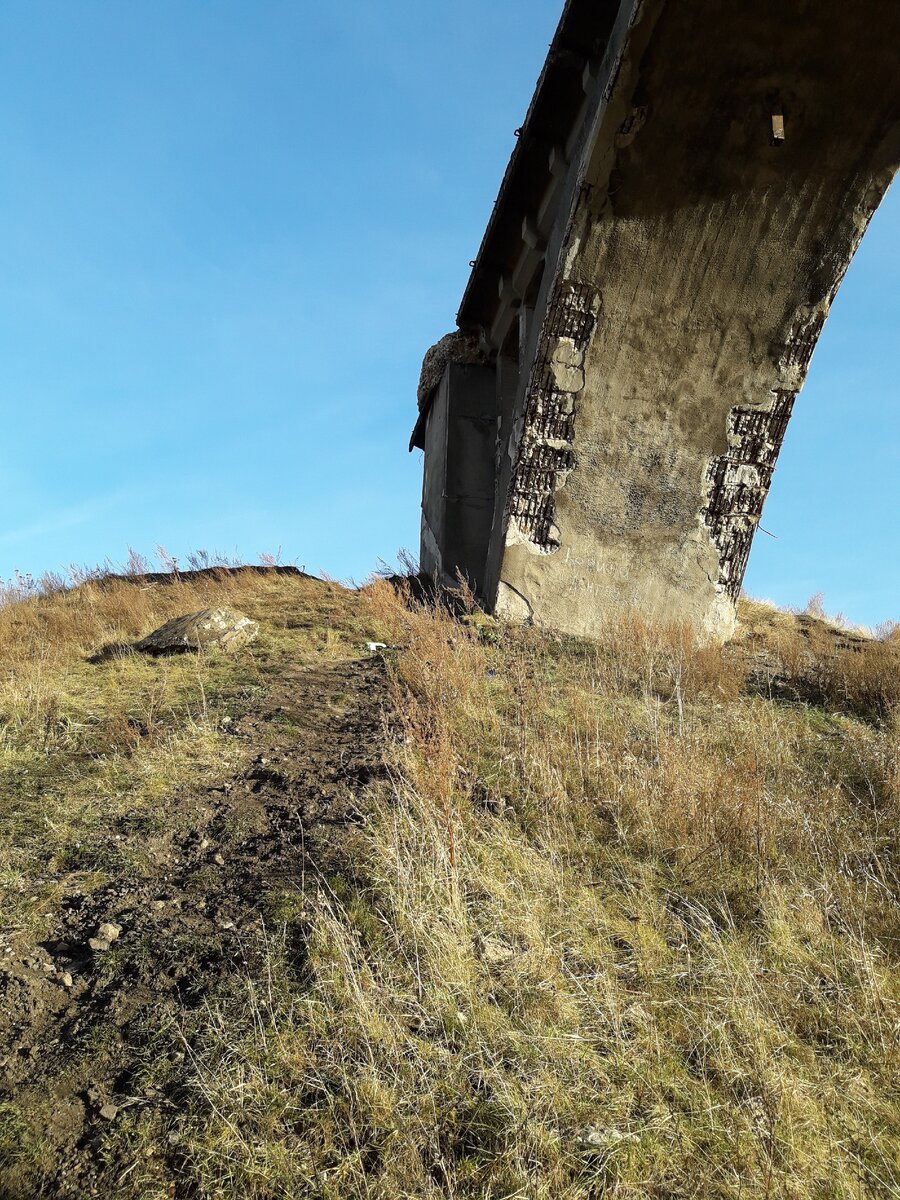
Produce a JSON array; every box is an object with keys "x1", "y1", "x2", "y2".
[
  {"x1": 161, "y1": 584, "x2": 899, "y2": 1199},
  {"x1": 0, "y1": 565, "x2": 364, "y2": 941},
  {"x1": 738, "y1": 596, "x2": 900, "y2": 719},
  {"x1": 1, "y1": 571, "x2": 897, "y2": 1197}
]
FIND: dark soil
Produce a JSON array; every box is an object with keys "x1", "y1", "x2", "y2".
[{"x1": 0, "y1": 653, "x2": 389, "y2": 1199}]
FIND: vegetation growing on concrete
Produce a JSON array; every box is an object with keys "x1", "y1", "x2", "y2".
[{"x1": 0, "y1": 569, "x2": 897, "y2": 1197}]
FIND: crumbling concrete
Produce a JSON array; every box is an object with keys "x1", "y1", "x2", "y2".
[{"x1": 412, "y1": 0, "x2": 900, "y2": 641}]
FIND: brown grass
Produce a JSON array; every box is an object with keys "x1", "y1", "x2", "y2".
[
  {"x1": 160, "y1": 582, "x2": 899, "y2": 1198},
  {"x1": 1, "y1": 571, "x2": 897, "y2": 1197},
  {"x1": 738, "y1": 596, "x2": 900, "y2": 718},
  {"x1": 0, "y1": 566, "x2": 364, "y2": 941}
]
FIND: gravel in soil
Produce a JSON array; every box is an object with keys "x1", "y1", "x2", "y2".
[{"x1": 0, "y1": 651, "x2": 388, "y2": 1198}]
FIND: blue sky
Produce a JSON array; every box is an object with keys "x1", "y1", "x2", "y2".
[{"x1": 0, "y1": 2, "x2": 896, "y2": 626}]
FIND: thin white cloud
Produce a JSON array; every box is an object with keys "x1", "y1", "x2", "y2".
[{"x1": 0, "y1": 489, "x2": 141, "y2": 549}]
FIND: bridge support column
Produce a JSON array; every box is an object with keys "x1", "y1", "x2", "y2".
[
  {"x1": 420, "y1": 362, "x2": 497, "y2": 594},
  {"x1": 487, "y1": 0, "x2": 900, "y2": 642},
  {"x1": 417, "y1": 0, "x2": 900, "y2": 643}
]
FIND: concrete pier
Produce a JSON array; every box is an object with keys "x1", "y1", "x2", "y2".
[{"x1": 412, "y1": 0, "x2": 900, "y2": 640}]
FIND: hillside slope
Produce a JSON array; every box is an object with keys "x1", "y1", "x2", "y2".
[{"x1": 0, "y1": 571, "x2": 897, "y2": 1198}]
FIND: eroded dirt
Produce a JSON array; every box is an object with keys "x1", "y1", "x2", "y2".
[{"x1": 0, "y1": 653, "x2": 388, "y2": 1199}]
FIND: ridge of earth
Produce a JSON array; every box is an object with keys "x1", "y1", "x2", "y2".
[{"x1": 0, "y1": 602, "x2": 388, "y2": 1199}]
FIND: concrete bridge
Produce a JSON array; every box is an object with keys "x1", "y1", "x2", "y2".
[{"x1": 411, "y1": 0, "x2": 900, "y2": 640}]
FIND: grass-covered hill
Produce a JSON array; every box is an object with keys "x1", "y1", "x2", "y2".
[{"x1": 0, "y1": 568, "x2": 897, "y2": 1198}]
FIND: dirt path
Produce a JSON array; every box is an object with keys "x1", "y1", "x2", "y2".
[{"x1": 0, "y1": 653, "x2": 388, "y2": 1199}]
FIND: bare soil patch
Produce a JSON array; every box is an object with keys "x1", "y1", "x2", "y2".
[{"x1": 0, "y1": 649, "x2": 388, "y2": 1198}]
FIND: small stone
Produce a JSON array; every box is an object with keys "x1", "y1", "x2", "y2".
[
  {"x1": 88, "y1": 938, "x2": 110, "y2": 953},
  {"x1": 577, "y1": 1127, "x2": 640, "y2": 1151},
  {"x1": 99, "y1": 1103, "x2": 119, "y2": 1121},
  {"x1": 98, "y1": 922, "x2": 121, "y2": 943},
  {"x1": 218, "y1": 918, "x2": 235, "y2": 930},
  {"x1": 213, "y1": 853, "x2": 225, "y2": 866},
  {"x1": 477, "y1": 935, "x2": 516, "y2": 967},
  {"x1": 60, "y1": 972, "x2": 74, "y2": 988}
]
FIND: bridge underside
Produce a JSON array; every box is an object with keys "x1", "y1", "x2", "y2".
[{"x1": 414, "y1": 0, "x2": 900, "y2": 640}]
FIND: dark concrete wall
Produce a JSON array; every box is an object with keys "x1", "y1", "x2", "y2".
[
  {"x1": 420, "y1": 363, "x2": 497, "y2": 593},
  {"x1": 419, "y1": 372, "x2": 449, "y2": 580}
]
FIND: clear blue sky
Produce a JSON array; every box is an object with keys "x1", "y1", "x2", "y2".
[{"x1": 0, "y1": 1, "x2": 897, "y2": 626}]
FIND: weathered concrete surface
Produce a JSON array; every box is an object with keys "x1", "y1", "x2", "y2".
[
  {"x1": 415, "y1": 331, "x2": 483, "y2": 416},
  {"x1": 413, "y1": 0, "x2": 900, "y2": 641}
]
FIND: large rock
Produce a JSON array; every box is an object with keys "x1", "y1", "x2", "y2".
[{"x1": 135, "y1": 608, "x2": 259, "y2": 655}]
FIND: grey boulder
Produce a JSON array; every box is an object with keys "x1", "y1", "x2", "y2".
[{"x1": 136, "y1": 607, "x2": 259, "y2": 655}]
